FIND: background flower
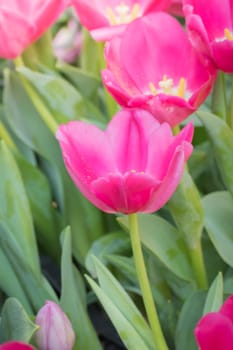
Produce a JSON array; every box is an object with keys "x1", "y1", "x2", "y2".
[
  {"x1": 102, "y1": 12, "x2": 216, "y2": 127},
  {"x1": 0, "y1": 0, "x2": 70, "y2": 59},
  {"x1": 71, "y1": 0, "x2": 170, "y2": 41},
  {"x1": 184, "y1": 0, "x2": 233, "y2": 72}
]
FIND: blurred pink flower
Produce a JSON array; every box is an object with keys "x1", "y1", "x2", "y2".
[
  {"x1": 184, "y1": 0, "x2": 233, "y2": 72},
  {"x1": 56, "y1": 108, "x2": 193, "y2": 214},
  {"x1": 167, "y1": 0, "x2": 183, "y2": 16},
  {"x1": 53, "y1": 18, "x2": 82, "y2": 63},
  {"x1": 0, "y1": 0, "x2": 70, "y2": 59},
  {"x1": 0, "y1": 342, "x2": 35, "y2": 350},
  {"x1": 35, "y1": 301, "x2": 75, "y2": 350},
  {"x1": 195, "y1": 295, "x2": 233, "y2": 350},
  {"x1": 102, "y1": 12, "x2": 216, "y2": 127},
  {"x1": 71, "y1": 0, "x2": 171, "y2": 41}
]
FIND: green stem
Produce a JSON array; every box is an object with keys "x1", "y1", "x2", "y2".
[
  {"x1": 211, "y1": 71, "x2": 227, "y2": 121},
  {"x1": 228, "y1": 75, "x2": 233, "y2": 129},
  {"x1": 189, "y1": 240, "x2": 208, "y2": 289},
  {"x1": 128, "y1": 213, "x2": 168, "y2": 350},
  {"x1": 14, "y1": 56, "x2": 58, "y2": 134}
]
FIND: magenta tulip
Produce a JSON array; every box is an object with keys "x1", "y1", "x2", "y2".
[
  {"x1": 0, "y1": 342, "x2": 35, "y2": 350},
  {"x1": 0, "y1": 0, "x2": 70, "y2": 59},
  {"x1": 71, "y1": 0, "x2": 170, "y2": 41},
  {"x1": 57, "y1": 108, "x2": 193, "y2": 214},
  {"x1": 102, "y1": 12, "x2": 216, "y2": 127},
  {"x1": 195, "y1": 295, "x2": 233, "y2": 350},
  {"x1": 35, "y1": 301, "x2": 75, "y2": 350},
  {"x1": 183, "y1": 0, "x2": 233, "y2": 73}
]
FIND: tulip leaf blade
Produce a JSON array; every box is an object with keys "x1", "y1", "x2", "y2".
[
  {"x1": 86, "y1": 256, "x2": 155, "y2": 350},
  {"x1": 175, "y1": 291, "x2": 206, "y2": 350},
  {"x1": 0, "y1": 298, "x2": 38, "y2": 342},
  {"x1": 202, "y1": 191, "x2": 233, "y2": 268},
  {"x1": 197, "y1": 110, "x2": 233, "y2": 196},
  {"x1": 60, "y1": 227, "x2": 102, "y2": 350},
  {"x1": 118, "y1": 214, "x2": 194, "y2": 281},
  {"x1": 203, "y1": 272, "x2": 223, "y2": 315}
]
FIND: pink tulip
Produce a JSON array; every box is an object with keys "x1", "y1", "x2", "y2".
[
  {"x1": 56, "y1": 108, "x2": 193, "y2": 214},
  {"x1": 71, "y1": 0, "x2": 171, "y2": 41},
  {"x1": 183, "y1": 0, "x2": 233, "y2": 73},
  {"x1": 0, "y1": 342, "x2": 35, "y2": 350},
  {"x1": 195, "y1": 295, "x2": 233, "y2": 350},
  {"x1": 0, "y1": 0, "x2": 70, "y2": 59},
  {"x1": 35, "y1": 301, "x2": 75, "y2": 350},
  {"x1": 102, "y1": 12, "x2": 216, "y2": 127}
]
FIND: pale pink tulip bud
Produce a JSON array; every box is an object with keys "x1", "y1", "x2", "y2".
[{"x1": 35, "y1": 301, "x2": 75, "y2": 350}]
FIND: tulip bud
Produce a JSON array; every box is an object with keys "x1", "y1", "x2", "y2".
[{"x1": 35, "y1": 301, "x2": 75, "y2": 350}]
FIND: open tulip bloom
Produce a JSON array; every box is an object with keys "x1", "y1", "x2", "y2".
[
  {"x1": 71, "y1": 0, "x2": 170, "y2": 41},
  {"x1": 184, "y1": 0, "x2": 233, "y2": 73},
  {"x1": 102, "y1": 12, "x2": 216, "y2": 127},
  {"x1": 195, "y1": 296, "x2": 233, "y2": 350},
  {"x1": 57, "y1": 108, "x2": 193, "y2": 214},
  {"x1": 0, "y1": 0, "x2": 70, "y2": 59}
]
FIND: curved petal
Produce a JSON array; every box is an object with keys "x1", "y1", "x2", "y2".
[
  {"x1": 220, "y1": 295, "x2": 233, "y2": 325},
  {"x1": 106, "y1": 109, "x2": 160, "y2": 173},
  {"x1": 91, "y1": 171, "x2": 160, "y2": 214},
  {"x1": 195, "y1": 312, "x2": 233, "y2": 350},
  {"x1": 142, "y1": 145, "x2": 190, "y2": 213},
  {"x1": 211, "y1": 40, "x2": 233, "y2": 73},
  {"x1": 0, "y1": 342, "x2": 35, "y2": 350}
]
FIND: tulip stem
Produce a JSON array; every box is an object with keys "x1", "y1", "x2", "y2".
[
  {"x1": 128, "y1": 213, "x2": 168, "y2": 350},
  {"x1": 189, "y1": 240, "x2": 208, "y2": 289}
]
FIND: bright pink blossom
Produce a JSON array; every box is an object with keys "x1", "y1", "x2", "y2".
[
  {"x1": 195, "y1": 295, "x2": 233, "y2": 350},
  {"x1": 35, "y1": 301, "x2": 75, "y2": 350},
  {"x1": 0, "y1": 0, "x2": 70, "y2": 59},
  {"x1": 0, "y1": 342, "x2": 35, "y2": 350},
  {"x1": 71, "y1": 0, "x2": 170, "y2": 41},
  {"x1": 102, "y1": 12, "x2": 216, "y2": 127},
  {"x1": 183, "y1": 0, "x2": 233, "y2": 73},
  {"x1": 56, "y1": 108, "x2": 193, "y2": 214}
]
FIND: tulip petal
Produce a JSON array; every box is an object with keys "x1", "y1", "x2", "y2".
[
  {"x1": 0, "y1": 342, "x2": 35, "y2": 350},
  {"x1": 195, "y1": 312, "x2": 233, "y2": 350}
]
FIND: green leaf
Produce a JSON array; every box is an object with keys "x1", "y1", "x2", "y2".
[
  {"x1": 198, "y1": 111, "x2": 233, "y2": 196},
  {"x1": 60, "y1": 227, "x2": 102, "y2": 350},
  {"x1": 202, "y1": 191, "x2": 233, "y2": 268},
  {"x1": 0, "y1": 141, "x2": 40, "y2": 275},
  {"x1": 57, "y1": 62, "x2": 100, "y2": 98},
  {"x1": 118, "y1": 214, "x2": 194, "y2": 281},
  {"x1": 0, "y1": 298, "x2": 38, "y2": 342},
  {"x1": 175, "y1": 291, "x2": 206, "y2": 350},
  {"x1": 86, "y1": 256, "x2": 155, "y2": 350},
  {"x1": 203, "y1": 272, "x2": 223, "y2": 315},
  {"x1": 0, "y1": 222, "x2": 57, "y2": 312},
  {"x1": 167, "y1": 167, "x2": 204, "y2": 248},
  {"x1": 17, "y1": 67, "x2": 104, "y2": 123},
  {"x1": 85, "y1": 231, "x2": 131, "y2": 276}
]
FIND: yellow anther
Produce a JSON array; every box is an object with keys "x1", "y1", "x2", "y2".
[
  {"x1": 224, "y1": 28, "x2": 233, "y2": 41},
  {"x1": 105, "y1": 2, "x2": 140, "y2": 25},
  {"x1": 158, "y1": 75, "x2": 173, "y2": 94},
  {"x1": 149, "y1": 82, "x2": 157, "y2": 95},
  {"x1": 177, "y1": 77, "x2": 186, "y2": 98}
]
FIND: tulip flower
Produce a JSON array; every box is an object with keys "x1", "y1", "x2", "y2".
[
  {"x1": 195, "y1": 295, "x2": 233, "y2": 350},
  {"x1": 71, "y1": 0, "x2": 170, "y2": 41},
  {"x1": 0, "y1": 342, "x2": 35, "y2": 350},
  {"x1": 0, "y1": 0, "x2": 70, "y2": 59},
  {"x1": 102, "y1": 12, "x2": 216, "y2": 127},
  {"x1": 183, "y1": 0, "x2": 233, "y2": 73},
  {"x1": 56, "y1": 108, "x2": 193, "y2": 214},
  {"x1": 35, "y1": 301, "x2": 75, "y2": 350}
]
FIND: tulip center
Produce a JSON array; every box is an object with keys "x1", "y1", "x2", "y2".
[
  {"x1": 149, "y1": 75, "x2": 187, "y2": 98},
  {"x1": 105, "y1": 2, "x2": 140, "y2": 25},
  {"x1": 224, "y1": 28, "x2": 233, "y2": 41}
]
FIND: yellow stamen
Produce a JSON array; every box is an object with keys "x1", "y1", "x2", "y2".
[
  {"x1": 149, "y1": 82, "x2": 157, "y2": 95},
  {"x1": 224, "y1": 28, "x2": 233, "y2": 41},
  {"x1": 177, "y1": 77, "x2": 186, "y2": 98},
  {"x1": 158, "y1": 75, "x2": 173, "y2": 94},
  {"x1": 105, "y1": 2, "x2": 140, "y2": 25}
]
